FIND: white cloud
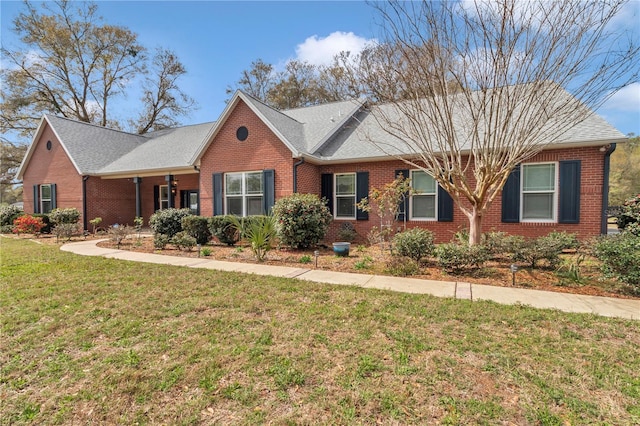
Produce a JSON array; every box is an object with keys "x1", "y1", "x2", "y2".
[
  {"x1": 295, "y1": 31, "x2": 375, "y2": 66},
  {"x1": 604, "y1": 83, "x2": 640, "y2": 113}
]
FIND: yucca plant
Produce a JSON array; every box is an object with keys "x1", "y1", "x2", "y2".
[{"x1": 229, "y1": 215, "x2": 277, "y2": 262}]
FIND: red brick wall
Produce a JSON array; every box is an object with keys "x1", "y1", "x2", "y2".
[
  {"x1": 21, "y1": 123, "x2": 84, "y2": 217},
  {"x1": 316, "y1": 147, "x2": 608, "y2": 243},
  {"x1": 199, "y1": 100, "x2": 297, "y2": 216},
  {"x1": 85, "y1": 177, "x2": 136, "y2": 227}
]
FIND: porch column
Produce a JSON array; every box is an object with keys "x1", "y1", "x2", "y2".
[
  {"x1": 165, "y1": 174, "x2": 174, "y2": 208},
  {"x1": 133, "y1": 177, "x2": 142, "y2": 218}
]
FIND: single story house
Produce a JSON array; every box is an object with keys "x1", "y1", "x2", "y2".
[{"x1": 16, "y1": 89, "x2": 626, "y2": 242}]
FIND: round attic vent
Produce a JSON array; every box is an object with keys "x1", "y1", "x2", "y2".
[
  {"x1": 46, "y1": 140, "x2": 52, "y2": 150},
  {"x1": 236, "y1": 126, "x2": 248, "y2": 141}
]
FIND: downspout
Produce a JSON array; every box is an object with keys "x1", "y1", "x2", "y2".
[
  {"x1": 82, "y1": 176, "x2": 90, "y2": 231},
  {"x1": 293, "y1": 157, "x2": 304, "y2": 193},
  {"x1": 601, "y1": 143, "x2": 616, "y2": 235}
]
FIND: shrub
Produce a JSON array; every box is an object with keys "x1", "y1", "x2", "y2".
[
  {"x1": 272, "y1": 193, "x2": 332, "y2": 249},
  {"x1": 49, "y1": 207, "x2": 80, "y2": 225},
  {"x1": 89, "y1": 217, "x2": 103, "y2": 235},
  {"x1": 393, "y1": 228, "x2": 434, "y2": 261},
  {"x1": 616, "y1": 194, "x2": 640, "y2": 230},
  {"x1": 482, "y1": 231, "x2": 525, "y2": 259},
  {"x1": 108, "y1": 224, "x2": 131, "y2": 248},
  {"x1": 229, "y1": 215, "x2": 277, "y2": 261},
  {"x1": 385, "y1": 256, "x2": 420, "y2": 276},
  {"x1": 512, "y1": 233, "x2": 571, "y2": 269},
  {"x1": 12, "y1": 215, "x2": 45, "y2": 235},
  {"x1": 337, "y1": 222, "x2": 358, "y2": 242},
  {"x1": 52, "y1": 223, "x2": 82, "y2": 242},
  {"x1": 0, "y1": 205, "x2": 23, "y2": 227},
  {"x1": 435, "y1": 243, "x2": 489, "y2": 274},
  {"x1": 181, "y1": 215, "x2": 211, "y2": 245},
  {"x1": 299, "y1": 255, "x2": 312, "y2": 264},
  {"x1": 32, "y1": 214, "x2": 52, "y2": 234},
  {"x1": 149, "y1": 208, "x2": 192, "y2": 238},
  {"x1": 208, "y1": 215, "x2": 240, "y2": 245},
  {"x1": 153, "y1": 233, "x2": 170, "y2": 250},
  {"x1": 200, "y1": 247, "x2": 212, "y2": 256},
  {"x1": 593, "y1": 233, "x2": 640, "y2": 291},
  {"x1": 172, "y1": 231, "x2": 197, "y2": 251}
]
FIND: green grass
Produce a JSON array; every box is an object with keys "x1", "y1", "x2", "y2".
[{"x1": 1, "y1": 236, "x2": 640, "y2": 424}]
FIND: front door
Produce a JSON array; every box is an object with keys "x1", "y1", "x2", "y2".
[{"x1": 180, "y1": 190, "x2": 199, "y2": 215}]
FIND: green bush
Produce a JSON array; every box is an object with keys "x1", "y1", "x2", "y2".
[
  {"x1": 482, "y1": 231, "x2": 525, "y2": 259},
  {"x1": 149, "y1": 208, "x2": 192, "y2": 238},
  {"x1": 593, "y1": 233, "x2": 640, "y2": 291},
  {"x1": 337, "y1": 222, "x2": 358, "y2": 242},
  {"x1": 172, "y1": 231, "x2": 197, "y2": 251},
  {"x1": 208, "y1": 215, "x2": 240, "y2": 245},
  {"x1": 616, "y1": 194, "x2": 640, "y2": 230},
  {"x1": 385, "y1": 256, "x2": 420, "y2": 276},
  {"x1": 49, "y1": 207, "x2": 80, "y2": 225},
  {"x1": 181, "y1": 215, "x2": 211, "y2": 245},
  {"x1": 272, "y1": 193, "x2": 332, "y2": 249},
  {"x1": 435, "y1": 243, "x2": 489, "y2": 274},
  {"x1": 0, "y1": 205, "x2": 23, "y2": 226},
  {"x1": 393, "y1": 228, "x2": 434, "y2": 261},
  {"x1": 153, "y1": 233, "x2": 170, "y2": 250},
  {"x1": 511, "y1": 232, "x2": 574, "y2": 269}
]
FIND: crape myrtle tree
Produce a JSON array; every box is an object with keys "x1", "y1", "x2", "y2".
[
  {"x1": 0, "y1": 0, "x2": 195, "y2": 139},
  {"x1": 354, "y1": 0, "x2": 639, "y2": 245}
]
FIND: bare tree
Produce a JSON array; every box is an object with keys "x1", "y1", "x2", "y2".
[
  {"x1": 0, "y1": 0, "x2": 195, "y2": 138},
  {"x1": 225, "y1": 59, "x2": 275, "y2": 101},
  {"x1": 356, "y1": 0, "x2": 639, "y2": 245}
]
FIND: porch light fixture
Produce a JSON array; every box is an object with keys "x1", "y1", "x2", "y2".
[{"x1": 171, "y1": 179, "x2": 178, "y2": 195}]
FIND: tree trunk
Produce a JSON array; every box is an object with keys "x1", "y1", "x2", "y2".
[{"x1": 466, "y1": 207, "x2": 484, "y2": 246}]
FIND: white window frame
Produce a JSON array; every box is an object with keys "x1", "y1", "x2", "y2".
[
  {"x1": 520, "y1": 162, "x2": 558, "y2": 223},
  {"x1": 40, "y1": 184, "x2": 53, "y2": 214},
  {"x1": 159, "y1": 185, "x2": 169, "y2": 210},
  {"x1": 334, "y1": 173, "x2": 356, "y2": 220},
  {"x1": 410, "y1": 170, "x2": 437, "y2": 221},
  {"x1": 224, "y1": 171, "x2": 264, "y2": 217}
]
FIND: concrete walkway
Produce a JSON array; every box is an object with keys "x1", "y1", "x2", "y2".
[{"x1": 61, "y1": 239, "x2": 640, "y2": 321}]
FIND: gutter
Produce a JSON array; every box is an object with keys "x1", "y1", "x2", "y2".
[
  {"x1": 293, "y1": 157, "x2": 305, "y2": 193},
  {"x1": 601, "y1": 143, "x2": 617, "y2": 235},
  {"x1": 82, "y1": 176, "x2": 90, "y2": 231}
]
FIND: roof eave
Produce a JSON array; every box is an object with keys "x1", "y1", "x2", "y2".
[{"x1": 96, "y1": 166, "x2": 198, "y2": 179}]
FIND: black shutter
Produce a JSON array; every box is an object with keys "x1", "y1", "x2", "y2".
[
  {"x1": 213, "y1": 173, "x2": 223, "y2": 216},
  {"x1": 321, "y1": 173, "x2": 333, "y2": 214},
  {"x1": 437, "y1": 184, "x2": 453, "y2": 222},
  {"x1": 180, "y1": 190, "x2": 187, "y2": 209},
  {"x1": 502, "y1": 165, "x2": 521, "y2": 223},
  {"x1": 263, "y1": 169, "x2": 275, "y2": 214},
  {"x1": 153, "y1": 185, "x2": 160, "y2": 212},
  {"x1": 559, "y1": 160, "x2": 581, "y2": 224},
  {"x1": 356, "y1": 171, "x2": 369, "y2": 220},
  {"x1": 50, "y1": 184, "x2": 57, "y2": 210},
  {"x1": 395, "y1": 169, "x2": 409, "y2": 222},
  {"x1": 33, "y1": 185, "x2": 40, "y2": 214}
]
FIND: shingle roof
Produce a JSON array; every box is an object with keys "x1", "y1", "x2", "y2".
[
  {"x1": 99, "y1": 122, "x2": 215, "y2": 174},
  {"x1": 23, "y1": 85, "x2": 627, "y2": 179}
]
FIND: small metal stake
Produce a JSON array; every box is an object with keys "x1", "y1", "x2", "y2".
[
  {"x1": 314, "y1": 250, "x2": 319, "y2": 268},
  {"x1": 510, "y1": 264, "x2": 518, "y2": 286}
]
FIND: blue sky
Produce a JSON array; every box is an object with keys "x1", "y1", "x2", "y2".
[{"x1": 1, "y1": 0, "x2": 639, "y2": 137}]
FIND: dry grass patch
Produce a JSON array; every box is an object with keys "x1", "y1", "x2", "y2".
[{"x1": 1, "y1": 236, "x2": 639, "y2": 425}]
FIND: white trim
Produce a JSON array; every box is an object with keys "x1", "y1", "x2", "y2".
[
  {"x1": 520, "y1": 162, "x2": 558, "y2": 223},
  {"x1": 334, "y1": 172, "x2": 357, "y2": 220},
  {"x1": 409, "y1": 170, "x2": 437, "y2": 221},
  {"x1": 224, "y1": 171, "x2": 264, "y2": 217}
]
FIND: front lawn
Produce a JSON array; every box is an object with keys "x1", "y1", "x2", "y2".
[{"x1": 1, "y1": 237, "x2": 639, "y2": 424}]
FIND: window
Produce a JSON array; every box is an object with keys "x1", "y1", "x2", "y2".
[
  {"x1": 335, "y1": 173, "x2": 356, "y2": 219},
  {"x1": 521, "y1": 163, "x2": 556, "y2": 221},
  {"x1": 225, "y1": 172, "x2": 264, "y2": 216},
  {"x1": 40, "y1": 184, "x2": 53, "y2": 214},
  {"x1": 410, "y1": 170, "x2": 437, "y2": 220},
  {"x1": 159, "y1": 185, "x2": 169, "y2": 210}
]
